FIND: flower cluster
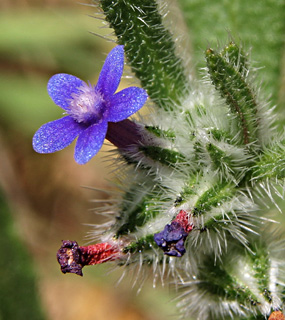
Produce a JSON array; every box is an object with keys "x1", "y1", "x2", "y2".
[
  {"x1": 32, "y1": 1, "x2": 285, "y2": 319},
  {"x1": 33, "y1": 45, "x2": 148, "y2": 164}
]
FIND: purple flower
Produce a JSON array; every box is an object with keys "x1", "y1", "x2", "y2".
[{"x1": 33, "y1": 45, "x2": 148, "y2": 164}]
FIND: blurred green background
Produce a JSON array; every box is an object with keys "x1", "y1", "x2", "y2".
[{"x1": 0, "y1": 0, "x2": 284, "y2": 319}]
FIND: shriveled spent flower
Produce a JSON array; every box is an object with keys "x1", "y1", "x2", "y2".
[{"x1": 33, "y1": 45, "x2": 148, "y2": 164}]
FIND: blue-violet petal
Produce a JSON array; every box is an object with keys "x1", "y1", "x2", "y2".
[
  {"x1": 74, "y1": 121, "x2": 108, "y2": 165},
  {"x1": 107, "y1": 87, "x2": 148, "y2": 122},
  {"x1": 48, "y1": 74, "x2": 84, "y2": 111},
  {"x1": 33, "y1": 116, "x2": 84, "y2": 153},
  {"x1": 96, "y1": 46, "x2": 124, "y2": 98}
]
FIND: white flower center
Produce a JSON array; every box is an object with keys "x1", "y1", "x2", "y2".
[{"x1": 69, "y1": 82, "x2": 104, "y2": 124}]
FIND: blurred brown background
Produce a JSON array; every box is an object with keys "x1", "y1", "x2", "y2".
[{"x1": 0, "y1": 1, "x2": 178, "y2": 319}]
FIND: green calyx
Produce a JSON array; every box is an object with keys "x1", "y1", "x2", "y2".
[
  {"x1": 116, "y1": 188, "x2": 164, "y2": 237},
  {"x1": 198, "y1": 262, "x2": 259, "y2": 306},
  {"x1": 206, "y1": 143, "x2": 234, "y2": 173},
  {"x1": 252, "y1": 141, "x2": 285, "y2": 180},
  {"x1": 195, "y1": 240, "x2": 276, "y2": 308},
  {"x1": 193, "y1": 181, "x2": 235, "y2": 216},
  {"x1": 139, "y1": 145, "x2": 186, "y2": 167},
  {"x1": 145, "y1": 126, "x2": 176, "y2": 141},
  {"x1": 220, "y1": 42, "x2": 249, "y2": 75},
  {"x1": 205, "y1": 47, "x2": 259, "y2": 146}
]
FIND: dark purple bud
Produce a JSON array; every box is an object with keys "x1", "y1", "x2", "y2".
[{"x1": 154, "y1": 221, "x2": 188, "y2": 257}]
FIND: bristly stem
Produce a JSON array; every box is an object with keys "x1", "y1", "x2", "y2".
[{"x1": 99, "y1": 0, "x2": 190, "y2": 110}]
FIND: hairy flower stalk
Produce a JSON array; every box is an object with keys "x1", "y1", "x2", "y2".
[{"x1": 32, "y1": 1, "x2": 285, "y2": 319}]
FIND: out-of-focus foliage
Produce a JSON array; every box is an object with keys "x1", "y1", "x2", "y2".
[
  {"x1": 178, "y1": 0, "x2": 285, "y2": 113},
  {"x1": 0, "y1": 9, "x2": 109, "y2": 134},
  {"x1": 0, "y1": 191, "x2": 46, "y2": 320}
]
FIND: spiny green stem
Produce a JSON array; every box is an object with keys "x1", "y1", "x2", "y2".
[
  {"x1": 122, "y1": 235, "x2": 156, "y2": 254},
  {"x1": 99, "y1": 0, "x2": 189, "y2": 110}
]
